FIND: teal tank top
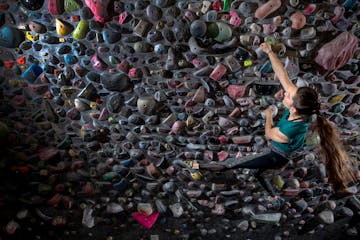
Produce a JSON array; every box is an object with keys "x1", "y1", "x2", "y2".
[{"x1": 271, "y1": 109, "x2": 310, "y2": 153}]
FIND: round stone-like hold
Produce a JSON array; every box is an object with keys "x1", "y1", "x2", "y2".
[
  {"x1": 146, "y1": 5, "x2": 162, "y2": 22},
  {"x1": 137, "y1": 97, "x2": 156, "y2": 115},
  {"x1": 107, "y1": 93, "x2": 124, "y2": 113},
  {"x1": 102, "y1": 29, "x2": 121, "y2": 44},
  {"x1": 154, "y1": 43, "x2": 166, "y2": 55},
  {"x1": 28, "y1": 21, "x2": 46, "y2": 33},
  {"x1": 207, "y1": 22, "x2": 219, "y2": 38},
  {"x1": 214, "y1": 22, "x2": 233, "y2": 42},
  {"x1": 290, "y1": 12, "x2": 306, "y2": 30},
  {"x1": 173, "y1": 20, "x2": 190, "y2": 42},
  {"x1": 147, "y1": 30, "x2": 163, "y2": 42},
  {"x1": 190, "y1": 20, "x2": 207, "y2": 38},
  {"x1": 21, "y1": 0, "x2": 45, "y2": 10}
]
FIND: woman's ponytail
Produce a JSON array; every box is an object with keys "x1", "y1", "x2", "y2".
[{"x1": 316, "y1": 114, "x2": 356, "y2": 192}]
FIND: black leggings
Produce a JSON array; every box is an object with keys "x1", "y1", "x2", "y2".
[
  {"x1": 222, "y1": 149, "x2": 289, "y2": 196},
  {"x1": 199, "y1": 149, "x2": 290, "y2": 170},
  {"x1": 221, "y1": 149, "x2": 289, "y2": 170}
]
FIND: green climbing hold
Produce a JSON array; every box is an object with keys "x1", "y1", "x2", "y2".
[
  {"x1": 64, "y1": 0, "x2": 82, "y2": 12},
  {"x1": 73, "y1": 20, "x2": 89, "y2": 40}
]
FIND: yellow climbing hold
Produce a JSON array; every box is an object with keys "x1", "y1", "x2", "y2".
[
  {"x1": 244, "y1": 60, "x2": 252, "y2": 67},
  {"x1": 328, "y1": 94, "x2": 346, "y2": 104},
  {"x1": 90, "y1": 101, "x2": 97, "y2": 109}
]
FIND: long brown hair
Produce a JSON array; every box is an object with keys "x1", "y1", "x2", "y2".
[{"x1": 293, "y1": 87, "x2": 356, "y2": 192}]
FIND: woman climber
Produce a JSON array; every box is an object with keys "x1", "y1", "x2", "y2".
[{"x1": 198, "y1": 42, "x2": 356, "y2": 196}]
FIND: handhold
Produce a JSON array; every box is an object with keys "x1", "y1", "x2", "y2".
[
  {"x1": 263, "y1": 24, "x2": 277, "y2": 35},
  {"x1": 85, "y1": 0, "x2": 112, "y2": 23},
  {"x1": 137, "y1": 97, "x2": 157, "y2": 116},
  {"x1": 131, "y1": 212, "x2": 159, "y2": 229},
  {"x1": 21, "y1": 64, "x2": 43, "y2": 83},
  {"x1": 170, "y1": 120, "x2": 185, "y2": 135},
  {"x1": 147, "y1": 30, "x2": 163, "y2": 43},
  {"x1": 0, "y1": 27, "x2": 25, "y2": 48},
  {"x1": 210, "y1": 63, "x2": 227, "y2": 81},
  {"x1": 315, "y1": 31, "x2": 358, "y2": 76},
  {"x1": 190, "y1": 20, "x2": 207, "y2": 38},
  {"x1": 193, "y1": 87, "x2": 206, "y2": 103},
  {"x1": 227, "y1": 85, "x2": 246, "y2": 100},
  {"x1": 64, "y1": 0, "x2": 82, "y2": 12},
  {"x1": 303, "y1": 4, "x2": 316, "y2": 15},
  {"x1": 64, "y1": 54, "x2": 78, "y2": 65},
  {"x1": 188, "y1": 37, "x2": 207, "y2": 55},
  {"x1": 102, "y1": 29, "x2": 121, "y2": 44},
  {"x1": 118, "y1": 11, "x2": 129, "y2": 24},
  {"x1": 77, "y1": 83, "x2": 98, "y2": 101},
  {"x1": 284, "y1": 57, "x2": 299, "y2": 80},
  {"x1": 229, "y1": 10, "x2": 243, "y2": 28},
  {"x1": 106, "y1": 93, "x2": 124, "y2": 113},
  {"x1": 214, "y1": 22, "x2": 232, "y2": 42},
  {"x1": 255, "y1": 0, "x2": 282, "y2": 20},
  {"x1": 251, "y1": 213, "x2": 282, "y2": 224},
  {"x1": 239, "y1": 2, "x2": 256, "y2": 17},
  {"x1": 205, "y1": 10, "x2": 217, "y2": 22},
  {"x1": 28, "y1": 21, "x2": 46, "y2": 33},
  {"x1": 91, "y1": 54, "x2": 107, "y2": 71},
  {"x1": 55, "y1": 18, "x2": 74, "y2": 36},
  {"x1": 73, "y1": 20, "x2": 89, "y2": 40},
  {"x1": 331, "y1": 6, "x2": 345, "y2": 25},
  {"x1": 25, "y1": 31, "x2": 39, "y2": 42},
  {"x1": 300, "y1": 27, "x2": 316, "y2": 40},
  {"x1": 172, "y1": 19, "x2": 191, "y2": 42},
  {"x1": 146, "y1": 5, "x2": 162, "y2": 22},
  {"x1": 48, "y1": 0, "x2": 64, "y2": 15},
  {"x1": 219, "y1": 116, "x2": 236, "y2": 128},
  {"x1": 290, "y1": 12, "x2": 306, "y2": 30},
  {"x1": 342, "y1": 0, "x2": 357, "y2": 10},
  {"x1": 134, "y1": 19, "x2": 152, "y2": 37}
]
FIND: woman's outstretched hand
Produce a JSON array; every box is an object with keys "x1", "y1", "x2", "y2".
[
  {"x1": 263, "y1": 107, "x2": 275, "y2": 117},
  {"x1": 260, "y1": 43, "x2": 272, "y2": 54}
]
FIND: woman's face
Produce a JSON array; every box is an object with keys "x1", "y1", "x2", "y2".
[{"x1": 283, "y1": 91, "x2": 295, "y2": 109}]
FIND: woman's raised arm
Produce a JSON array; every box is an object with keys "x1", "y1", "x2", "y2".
[{"x1": 260, "y1": 43, "x2": 298, "y2": 95}]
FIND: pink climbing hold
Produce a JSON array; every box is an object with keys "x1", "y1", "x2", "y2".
[
  {"x1": 255, "y1": 0, "x2": 282, "y2": 20},
  {"x1": 227, "y1": 85, "x2": 246, "y2": 101},
  {"x1": 85, "y1": 0, "x2": 112, "y2": 23},
  {"x1": 315, "y1": 31, "x2": 358, "y2": 76},
  {"x1": 131, "y1": 212, "x2": 160, "y2": 229}
]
